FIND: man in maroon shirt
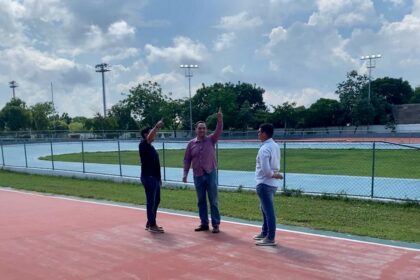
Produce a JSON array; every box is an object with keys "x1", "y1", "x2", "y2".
[{"x1": 183, "y1": 108, "x2": 223, "y2": 233}]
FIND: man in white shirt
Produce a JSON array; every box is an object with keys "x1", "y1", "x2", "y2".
[{"x1": 254, "y1": 123, "x2": 283, "y2": 246}]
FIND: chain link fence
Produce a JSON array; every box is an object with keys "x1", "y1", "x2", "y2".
[{"x1": 1, "y1": 139, "x2": 419, "y2": 201}]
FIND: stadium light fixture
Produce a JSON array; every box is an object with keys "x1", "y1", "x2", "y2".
[{"x1": 180, "y1": 64, "x2": 199, "y2": 135}]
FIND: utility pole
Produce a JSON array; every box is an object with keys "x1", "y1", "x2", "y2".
[
  {"x1": 95, "y1": 63, "x2": 111, "y2": 117},
  {"x1": 180, "y1": 64, "x2": 199, "y2": 136},
  {"x1": 50, "y1": 82, "x2": 55, "y2": 110},
  {"x1": 51, "y1": 82, "x2": 56, "y2": 133},
  {"x1": 9, "y1": 81, "x2": 18, "y2": 99},
  {"x1": 360, "y1": 54, "x2": 382, "y2": 130}
]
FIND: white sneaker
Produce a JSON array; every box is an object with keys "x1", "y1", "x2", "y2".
[{"x1": 255, "y1": 237, "x2": 276, "y2": 246}]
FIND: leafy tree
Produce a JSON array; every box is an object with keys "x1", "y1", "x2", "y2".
[
  {"x1": 371, "y1": 77, "x2": 413, "y2": 105},
  {"x1": 409, "y1": 87, "x2": 420, "y2": 103},
  {"x1": 109, "y1": 102, "x2": 138, "y2": 131},
  {"x1": 60, "y1": 113, "x2": 72, "y2": 125},
  {"x1": 72, "y1": 116, "x2": 88, "y2": 123},
  {"x1": 254, "y1": 110, "x2": 271, "y2": 127},
  {"x1": 84, "y1": 118, "x2": 94, "y2": 131},
  {"x1": 125, "y1": 81, "x2": 166, "y2": 128},
  {"x1": 90, "y1": 113, "x2": 118, "y2": 131},
  {"x1": 190, "y1": 82, "x2": 267, "y2": 130},
  {"x1": 349, "y1": 97, "x2": 373, "y2": 126},
  {"x1": 0, "y1": 117, "x2": 4, "y2": 131},
  {"x1": 30, "y1": 102, "x2": 55, "y2": 131},
  {"x1": 0, "y1": 98, "x2": 31, "y2": 131},
  {"x1": 50, "y1": 120, "x2": 69, "y2": 131},
  {"x1": 293, "y1": 106, "x2": 307, "y2": 128},
  {"x1": 192, "y1": 83, "x2": 237, "y2": 129},
  {"x1": 304, "y1": 99, "x2": 343, "y2": 127},
  {"x1": 270, "y1": 102, "x2": 299, "y2": 129},
  {"x1": 68, "y1": 121, "x2": 85, "y2": 132},
  {"x1": 234, "y1": 82, "x2": 266, "y2": 111},
  {"x1": 237, "y1": 101, "x2": 256, "y2": 130},
  {"x1": 335, "y1": 70, "x2": 369, "y2": 125},
  {"x1": 161, "y1": 98, "x2": 184, "y2": 137}
]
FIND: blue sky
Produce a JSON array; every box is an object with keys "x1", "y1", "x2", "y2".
[{"x1": 1, "y1": 0, "x2": 419, "y2": 117}]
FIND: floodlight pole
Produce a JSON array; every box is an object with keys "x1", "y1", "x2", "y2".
[
  {"x1": 95, "y1": 63, "x2": 111, "y2": 117},
  {"x1": 360, "y1": 54, "x2": 382, "y2": 129},
  {"x1": 180, "y1": 64, "x2": 199, "y2": 136},
  {"x1": 50, "y1": 82, "x2": 55, "y2": 110},
  {"x1": 9, "y1": 81, "x2": 18, "y2": 99}
]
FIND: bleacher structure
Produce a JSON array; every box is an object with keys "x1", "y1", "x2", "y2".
[{"x1": 393, "y1": 104, "x2": 420, "y2": 124}]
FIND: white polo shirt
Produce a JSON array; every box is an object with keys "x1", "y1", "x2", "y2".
[{"x1": 255, "y1": 138, "x2": 281, "y2": 187}]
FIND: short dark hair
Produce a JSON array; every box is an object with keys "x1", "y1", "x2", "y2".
[
  {"x1": 195, "y1": 121, "x2": 206, "y2": 128},
  {"x1": 260, "y1": 123, "x2": 274, "y2": 138},
  {"x1": 141, "y1": 127, "x2": 151, "y2": 139}
]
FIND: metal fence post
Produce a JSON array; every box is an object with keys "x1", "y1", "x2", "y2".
[
  {"x1": 0, "y1": 140, "x2": 4, "y2": 166},
  {"x1": 81, "y1": 140, "x2": 85, "y2": 173},
  {"x1": 50, "y1": 140, "x2": 55, "y2": 170},
  {"x1": 117, "y1": 140, "x2": 122, "y2": 177},
  {"x1": 24, "y1": 143, "x2": 28, "y2": 168},
  {"x1": 162, "y1": 141, "x2": 166, "y2": 181},
  {"x1": 371, "y1": 141, "x2": 376, "y2": 198},
  {"x1": 283, "y1": 141, "x2": 287, "y2": 191}
]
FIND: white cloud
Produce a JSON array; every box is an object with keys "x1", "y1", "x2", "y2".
[
  {"x1": 221, "y1": 65, "x2": 234, "y2": 75},
  {"x1": 264, "y1": 87, "x2": 337, "y2": 108},
  {"x1": 2, "y1": 0, "x2": 420, "y2": 118},
  {"x1": 213, "y1": 32, "x2": 236, "y2": 51},
  {"x1": 84, "y1": 25, "x2": 105, "y2": 51},
  {"x1": 102, "y1": 47, "x2": 140, "y2": 62},
  {"x1": 108, "y1": 20, "x2": 136, "y2": 38},
  {"x1": 23, "y1": 0, "x2": 73, "y2": 25},
  {"x1": 0, "y1": 46, "x2": 77, "y2": 76},
  {"x1": 269, "y1": 61, "x2": 279, "y2": 71},
  {"x1": 216, "y1": 11, "x2": 263, "y2": 30},
  {"x1": 0, "y1": 1, "x2": 27, "y2": 47},
  {"x1": 384, "y1": 0, "x2": 405, "y2": 6},
  {"x1": 126, "y1": 71, "x2": 187, "y2": 100},
  {"x1": 145, "y1": 36, "x2": 208, "y2": 64},
  {"x1": 0, "y1": 0, "x2": 25, "y2": 18},
  {"x1": 308, "y1": 0, "x2": 376, "y2": 27},
  {"x1": 264, "y1": 26, "x2": 287, "y2": 53}
]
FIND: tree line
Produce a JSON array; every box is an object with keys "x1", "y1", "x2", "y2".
[{"x1": 1, "y1": 70, "x2": 419, "y2": 133}]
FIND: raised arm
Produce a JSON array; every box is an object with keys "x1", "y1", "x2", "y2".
[
  {"x1": 210, "y1": 108, "x2": 223, "y2": 143},
  {"x1": 146, "y1": 119, "x2": 164, "y2": 144}
]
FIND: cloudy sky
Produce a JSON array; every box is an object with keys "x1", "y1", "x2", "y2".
[{"x1": 1, "y1": 0, "x2": 420, "y2": 117}]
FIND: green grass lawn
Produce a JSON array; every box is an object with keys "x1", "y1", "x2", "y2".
[
  {"x1": 40, "y1": 148, "x2": 420, "y2": 178},
  {"x1": 1, "y1": 169, "x2": 419, "y2": 243}
]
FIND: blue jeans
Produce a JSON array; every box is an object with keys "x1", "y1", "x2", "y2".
[
  {"x1": 193, "y1": 170, "x2": 220, "y2": 226},
  {"x1": 256, "y1": 183, "x2": 278, "y2": 240},
  {"x1": 141, "y1": 176, "x2": 161, "y2": 227}
]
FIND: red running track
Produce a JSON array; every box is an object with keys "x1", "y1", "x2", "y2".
[{"x1": 0, "y1": 189, "x2": 419, "y2": 280}]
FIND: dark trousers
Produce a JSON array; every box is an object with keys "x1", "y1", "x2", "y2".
[{"x1": 141, "y1": 176, "x2": 161, "y2": 226}]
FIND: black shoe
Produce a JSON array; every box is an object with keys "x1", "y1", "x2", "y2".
[
  {"x1": 212, "y1": 225, "x2": 220, "y2": 233},
  {"x1": 194, "y1": 224, "x2": 209, "y2": 231},
  {"x1": 148, "y1": 225, "x2": 164, "y2": 233},
  {"x1": 145, "y1": 224, "x2": 163, "y2": 231}
]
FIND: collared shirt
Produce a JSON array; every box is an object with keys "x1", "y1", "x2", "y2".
[
  {"x1": 183, "y1": 120, "x2": 223, "y2": 177},
  {"x1": 255, "y1": 138, "x2": 281, "y2": 187},
  {"x1": 139, "y1": 140, "x2": 161, "y2": 180}
]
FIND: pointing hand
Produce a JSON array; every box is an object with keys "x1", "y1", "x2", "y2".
[{"x1": 217, "y1": 107, "x2": 223, "y2": 121}]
